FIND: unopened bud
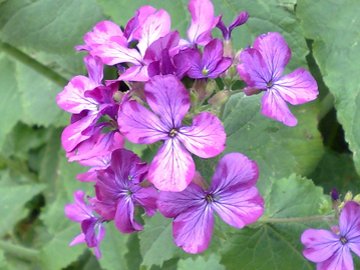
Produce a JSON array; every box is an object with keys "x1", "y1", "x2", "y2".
[
  {"x1": 208, "y1": 90, "x2": 230, "y2": 107},
  {"x1": 344, "y1": 191, "x2": 353, "y2": 202},
  {"x1": 353, "y1": 194, "x2": 360, "y2": 203}
]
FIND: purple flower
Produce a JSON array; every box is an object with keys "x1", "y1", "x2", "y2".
[
  {"x1": 91, "y1": 6, "x2": 171, "y2": 67},
  {"x1": 118, "y1": 75, "x2": 226, "y2": 192},
  {"x1": 216, "y1": 12, "x2": 249, "y2": 40},
  {"x1": 187, "y1": 0, "x2": 219, "y2": 45},
  {"x1": 301, "y1": 201, "x2": 360, "y2": 270},
  {"x1": 175, "y1": 39, "x2": 232, "y2": 79},
  {"x1": 158, "y1": 153, "x2": 264, "y2": 253},
  {"x1": 237, "y1": 32, "x2": 318, "y2": 126},
  {"x1": 65, "y1": 190, "x2": 106, "y2": 258},
  {"x1": 94, "y1": 149, "x2": 158, "y2": 233}
]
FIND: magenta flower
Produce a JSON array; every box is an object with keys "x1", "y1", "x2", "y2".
[
  {"x1": 237, "y1": 32, "x2": 318, "y2": 126},
  {"x1": 94, "y1": 149, "x2": 158, "y2": 233},
  {"x1": 187, "y1": 0, "x2": 219, "y2": 45},
  {"x1": 65, "y1": 190, "x2": 106, "y2": 258},
  {"x1": 158, "y1": 153, "x2": 264, "y2": 253},
  {"x1": 301, "y1": 201, "x2": 360, "y2": 270},
  {"x1": 216, "y1": 12, "x2": 249, "y2": 40},
  {"x1": 118, "y1": 75, "x2": 226, "y2": 192},
  {"x1": 175, "y1": 39, "x2": 232, "y2": 79}
]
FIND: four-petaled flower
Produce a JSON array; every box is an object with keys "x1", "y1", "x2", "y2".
[
  {"x1": 157, "y1": 153, "x2": 264, "y2": 253},
  {"x1": 65, "y1": 190, "x2": 106, "y2": 258},
  {"x1": 118, "y1": 74, "x2": 226, "y2": 192},
  {"x1": 237, "y1": 32, "x2": 318, "y2": 126},
  {"x1": 301, "y1": 201, "x2": 360, "y2": 270}
]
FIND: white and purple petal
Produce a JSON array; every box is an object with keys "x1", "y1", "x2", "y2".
[
  {"x1": 148, "y1": 139, "x2": 195, "y2": 192},
  {"x1": 144, "y1": 75, "x2": 190, "y2": 129},
  {"x1": 177, "y1": 112, "x2": 226, "y2": 158},
  {"x1": 273, "y1": 68, "x2": 318, "y2": 105},
  {"x1": 173, "y1": 204, "x2": 214, "y2": 254},
  {"x1": 114, "y1": 196, "x2": 143, "y2": 233},
  {"x1": 261, "y1": 89, "x2": 298, "y2": 126}
]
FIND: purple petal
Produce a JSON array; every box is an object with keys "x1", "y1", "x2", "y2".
[
  {"x1": 76, "y1": 170, "x2": 98, "y2": 182},
  {"x1": 187, "y1": 0, "x2": 219, "y2": 45},
  {"x1": 81, "y1": 218, "x2": 99, "y2": 247},
  {"x1": 144, "y1": 31, "x2": 180, "y2": 61},
  {"x1": 119, "y1": 65, "x2": 149, "y2": 82},
  {"x1": 202, "y1": 39, "x2": 224, "y2": 72},
  {"x1": 261, "y1": 89, "x2": 298, "y2": 126},
  {"x1": 228, "y1": 11, "x2": 249, "y2": 32},
  {"x1": 211, "y1": 153, "x2": 259, "y2": 192},
  {"x1": 340, "y1": 201, "x2": 360, "y2": 241},
  {"x1": 65, "y1": 190, "x2": 93, "y2": 223},
  {"x1": 69, "y1": 233, "x2": 85, "y2": 246},
  {"x1": 253, "y1": 32, "x2": 291, "y2": 81},
  {"x1": 175, "y1": 48, "x2": 202, "y2": 78},
  {"x1": 301, "y1": 229, "x2": 341, "y2": 263},
  {"x1": 144, "y1": 75, "x2": 190, "y2": 129},
  {"x1": 110, "y1": 149, "x2": 147, "y2": 185},
  {"x1": 317, "y1": 246, "x2": 354, "y2": 270},
  {"x1": 133, "y1": 187, "x2": 158, "y2": 216},
  {"x1": 61, "y1": 112, "x2": 99, "y2": 152},
  {"x1": 207, "y1": 58, "x2": 232, "y2": 78},
  {"x1": 118, "y1": 97, "x2": 168, "y2": 144},
  {"x1": 237, "y1": 48, "x2": 270, "y2": 90},
  {"x1": 56, "y1": 76, "x2": 99, "y2": 114},
  {"x1": 114, "y1": 196, "x2": 143, "y2": 233},
  {"x1": 84, "y1": 55, "x2": 103, "y2": 85},
  {"x1": 148, "y1": 139, "x2": 195, "y2": 192},
  {"x1": 212, "y1": 186, "x2": 264, "y2": 228},
  {"x1": 91, "y1": 42, "x2": 143, "y2": 65},
  {"x1": 125, "y1": 6, "x2": 157, "y2": 41},
  {"x1": 177, "y1": 112, "x2": 226, "y2": 158},
  {"x1": 79, "y1": 20, "x2": 126, "y2": 51},
  {"x1": 216, "y1": 16, "x2": 229, "y2": 40},
  {"x1": 173, "y1": 205, "x2": 214, "y2": 254},
  {"x1": 273, "y1": 68, "x2": 318, "y2": 105},
  {"x1": 158, "y1": 182, "x2": 205, "y2": 218},
  {"x1": 136, "y1": 9, "x2": 171, "y2": 56}
]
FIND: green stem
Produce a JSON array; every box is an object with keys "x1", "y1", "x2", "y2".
[
  {"x1": 0, "y1": 41, "x2": 68, "y2": 87},
  {"x1": 319, "y1": 93, "x2": 335, "y2": 120},
  {"x1": 260, "y1": 214, "x2": 334, "y2": 224},
  {"x1": 0, "y1": 240, "x2": 39, "y2": 262}
]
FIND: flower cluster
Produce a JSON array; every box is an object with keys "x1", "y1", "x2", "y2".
[{"x1": 57, "y1": 0, "x2": 318, "y2": 258}]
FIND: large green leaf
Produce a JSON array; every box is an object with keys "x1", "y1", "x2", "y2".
[
  {"x1": 297, "y1": 0, "x2": 360, "y2": 175},
  {"x1": 220, "y1": 174, "x2": 330, "y2": 270},
  {"x1": 178, "y1": 255, "x2": 224, "y2": 270},
  {"x1": 222, "y1": 93, "x2": 323, "y2": 193}
]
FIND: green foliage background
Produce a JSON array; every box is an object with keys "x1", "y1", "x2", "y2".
[{"x1": 0, "y1": 0, "x2": 359, "y2": 269}]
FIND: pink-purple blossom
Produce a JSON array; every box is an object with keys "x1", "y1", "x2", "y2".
[
  {"x1": 237, "y1": 32, "x2": 318, "y2": 126},
  {"x1": 118, "y1": 75, "x2": 226, "y2": 192},
  {"x1": 157, "y1": 153, "x2": 264, "y2": 253},
  {"x1": 65, "y1": 190, "x2": 106, "y2": 258},
  {"x1": 175, "y1": 39, "x2": 232, "y2": 79},
  {"x1": 94, "y1": 149, "x2": 158, "y2": 233},
  {"x1": 216, "y1": 12, "x2": 249, "y2": 40},
  {"x1": 301, "y1": 201, "x2": 360, "y2": 270}
]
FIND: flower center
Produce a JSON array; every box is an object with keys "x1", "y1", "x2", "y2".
[
  {"x1": 340, "y1": 236, "x2": 348, "y2": 244},
  {"x1": 202, "y1": 68, "x2": 209, "y2": 76},
  {"x1": 266, "y1": 80, "x2": 274, "y2": 88},
  {"x1": 169, "y1": 128, "x2": 178, "y2": 138},
  {"x1": 205, "y1": 193, "x2": 214, "y2": 203}
]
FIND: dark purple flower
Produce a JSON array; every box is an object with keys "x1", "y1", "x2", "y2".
[
  {"x1": 301, "y1": 201, "x2": 360, "y2": 270},
  {"x1": 237, "y1": 32, "x2": 318, "y2": 126},
  {"x1": 331, "y1": 188, "x2": 340, "y2": 201},
  {"x1": 175, "y1": 39, "x2": 232, "y2": 79},
  {"x1": 158, "y1": 153, "x2": 264, "y2": 253},
  {"x1": 118, "y1": 75, "x2": 226, "y2": 192},
  {"x1": 94, "y1": 149, "x2": 158, "y2": 233},
  {"x1": 65, "y1": 190, "x2": 106, "y2": 258},
  {"x1": 216, "y1": 12, "x2": 249, "y2": 40}
]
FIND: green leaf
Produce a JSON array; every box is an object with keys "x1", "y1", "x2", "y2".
[
  {"x1": 310, "y1": 149, "x2": 360, "y2": 195},
  {"x1": 178, "y1": 254, "x2": 225, "y2": 270},
  {"x1": 138, "y1": 213, "x2": 183, "y2": 268},
  {"x1": 98, "y1": 223, "x2": 129, "y2": 270},
  {"x1": 222, "y1": 93, "x2": 323, "y2": 194},
  {"x1": 220, "y1": 174, "x2": 330, "y2": 270},
  {"x1": 297, "y1": 0, "x2": 360, "y2": 175},
  {"x1": 0, "y1": 173, "x2": 45, "y2": 237}
]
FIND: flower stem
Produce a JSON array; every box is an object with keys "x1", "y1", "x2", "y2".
[
  {"x1": 260, "y1": 214, "x2": 334, "y2": 224},
  {"x1": 0, "y1": 240, "x2": 39, "y2": 262}
]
